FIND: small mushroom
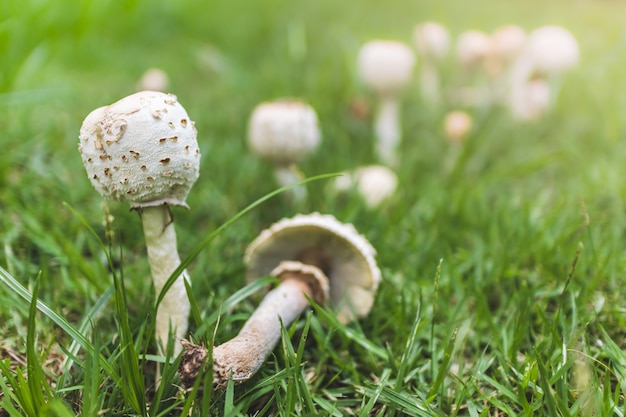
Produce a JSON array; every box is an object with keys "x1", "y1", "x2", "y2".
[
  {"x1": 247, "y1": 99, "x2": 321, "y2": 203},
  {"x1": 333, "y1": 165, "x2": 398, "y2": 208},
  {"x1": 442, "y1": 110, "x2": 474, "y2": 172},
  {"x1": 79, "y1": 90, "x2": 200, "y2": 355},
  {"x1": 443, "y1": 110, "x2": 473, "y2": 144},
  {"x1": 179, "y1": 213, "x2": 381, "y2": 389},
  {"x1": 413, "y1": 22, "x2": 450, "y2": 104},
  {"x1": 137, "y1": 68, "x2": 170, "y2": 92},
  {"x1": 357, "y1": 40, "x2": 416, "y2": 166},
  {"x1": 508, "y1": 26, "x2": 579, "y2": 117},
  {"x1": 453, "y1": 30, "x2": 493, "y2": 106}
]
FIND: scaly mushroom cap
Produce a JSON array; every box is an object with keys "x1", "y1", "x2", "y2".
[
  {"x1": 78, "y1": 91, "x2": 200, "y2": 208},
  {"x1": 357, "y1": 40, "x2": 416, "y2": 95},
  {"x1": 354, "y1": 165, "x2": 398, "y2": 208},
  {"x1": 413, "y1": 22, "x2": 450, "y2": 60},
  {"x1": 247, "y1": 99, "x2": 321, "y2": 166},
  {"x1": 526, "y1": 26, "x2": 579, "y2": 75},
  {"x1": 245, "y1": 213, "x2": 381, "y2": 323}
]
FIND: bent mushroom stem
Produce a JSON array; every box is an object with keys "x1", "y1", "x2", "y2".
[
  {"x1": 374, "y1": 96, "x2": 401, "y2": 166},
  {"x1": 140, "y1": 205, "x2": 190, "y2": 356},
  {"x1": 211, "y1": 262, "x2": 329, "y2": 389}
]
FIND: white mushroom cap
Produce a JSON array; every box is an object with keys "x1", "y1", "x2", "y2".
[
  {"x1": 525, "y1": 25, "x2": 579, "y2": 75},
  {"x1": 357, "y1": 40, "x2": 416, "y2": 95},
  {"x1": 413, "y1": 22, "x2": 450, "y2": 60},
  {"x1": 137, "y1": 68, "x2": 170, "y2": 92},
  {"x1": 78, "y1": 91, "x2": 200, "y2": 208},
  {"x1": 456, "y1": 30, "x2": 492, "y2": 69},
  {"x1": 354, "y1": 165, "x2": 398, "y2": 208},
  {"x1": 245, "y1": 213, "x2": 381, "y2": 324},
  {"x1": 491, "y1": 25, "x2": 527, "y2": 63},
  {"x1": 247, "y1": 99, "x2": 321, "y2": 166},
  {"x1": 443, "y1": 110, "x2": 473, "y2": 143}
]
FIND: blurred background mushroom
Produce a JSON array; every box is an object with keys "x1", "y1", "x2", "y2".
[
  {"x1": 247, "y1": 99, "x2": 321, "y2": 203},
  {"x1": 136, "y1": 67, "x2": 170, "y2": 92},
  {"x1": 413, "y1": 21, "x2": 450, "y2": 105},
  {"x1": 357, "y1": 40, "x2": 416, "y2": 166}
]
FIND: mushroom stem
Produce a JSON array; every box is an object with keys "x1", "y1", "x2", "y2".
[
  {"x1": 140, "y1": 205, "x2": 190, "y2": 356},
  {"x1": 212, "y1": 273, "x2": 320, "y2": 388},
  {"x1": 273, "y1": 164, "x2": 306, "y2": 203},
  {"x1": 374, "y1": 96, "x2": 401, "y2": 166}
]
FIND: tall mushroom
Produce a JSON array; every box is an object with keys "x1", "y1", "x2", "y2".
[
  {"x1": 357, "y1": 40, "x2": 416, "y2": 166},
  {"x1": 78, "y1": 90, "x2": 201, "y2": 355},
  {"x1": 179, "y1": 213, "x2": 381, "y2": 389},
  {"x1": 508, "y1": 25, "x2": 579, "y2": 118},
  {"x1": 453, "y1": 30, "x2": 492, "y2": 107},
  {"x1": 247, "y1": 99, "x2": 321, "y2": 203},
  {"x1": 413, "y1": 22, "x2": 450, "y2": 104}
]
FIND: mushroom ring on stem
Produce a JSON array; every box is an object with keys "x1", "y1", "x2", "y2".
[
  {"x1": 179, "y1": 212, "x2": 381, "y2": 389},
  {"x1": 78, "y1": 90, "x2": 200, "y2": 356}
]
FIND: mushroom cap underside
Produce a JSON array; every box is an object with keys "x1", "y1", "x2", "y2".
[{"x1": 245, "y1": 212, "x2": 381, "y2": 323}]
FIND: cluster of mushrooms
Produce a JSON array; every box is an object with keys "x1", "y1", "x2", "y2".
[
  {"x1": 77, "y1": 20, "x2": 579, "y2": 390},
  {"x1": 357, "y1": 22, "x2": 579, "y2": 165},
  {"x1": 77, "y1": 91, "x2": 381, "y2": 389}
]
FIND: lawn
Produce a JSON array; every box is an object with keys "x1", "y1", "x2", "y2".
[{"x1": 2, "y1": 0, "x2": 626, "y2": 415}]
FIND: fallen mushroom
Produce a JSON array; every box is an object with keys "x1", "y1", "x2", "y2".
[
  {"x1": 247, "y1": 99, "x2": 321, "y2": 203},
  {"x1": 413, "y1": 22, "x2": 450, "y2": 104},
  {"x1": 357, "y1": 40, "x2": 416, "y2": 166},
  {"x1": 179, "y1": 213, "x2": 381, "y2": 389},
  {"x1": 78, "y1": 90, "x2": 201, "y2": 355}
]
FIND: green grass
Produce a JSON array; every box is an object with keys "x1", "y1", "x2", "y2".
[{"x1": 3, "y1": 0, "x2": 626, "y2": 415}]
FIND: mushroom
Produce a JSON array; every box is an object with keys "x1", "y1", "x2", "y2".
[
  {"x1": 137, "y1": 68, "x2": 170, "y2": 92},
  {"x1": 508, "y1": 25, "x2": 579, "y2": 116},
  {"x1": 78, "y1": 90, "x2": 200, "y2": 355},
  {"x1": 357, "y1": 40, "x2": 416, "y2": 166},
  {"x1": 333, "y1": 165, "x2": 398, "y2": 208},
  {"x1": 443, "y1": 110, "x2": 473, "y2": 144},
  {"x1": 486, "y1": 25, "x2": 527, "y2": 104},
  {"x1": 179, "y1": 213, "x2": 381, "y2": 388},
  {"x1": 442, "y1": 110, "x2": 473, "y2": 172},
  {"x1": 247, "y1": 99, "x2": 321, "y2": 203},
  {"x1": 509, "y1": 78, "x2": 551, "y2": 121},
  {"x1": 412, "y1": 22, "x2": 450, "y2": 104},
  {"x1": 453, "y1": 30, "x2": 493, "y2": 106}
]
